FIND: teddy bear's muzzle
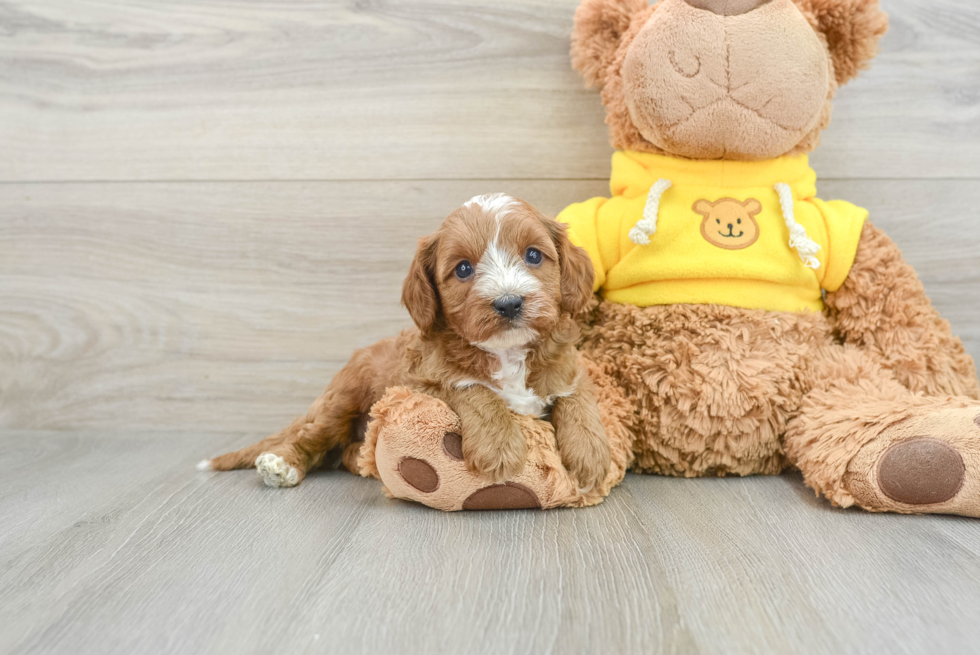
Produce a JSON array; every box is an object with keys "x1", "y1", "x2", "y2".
[
  {"x1": 621, "y1": 0, "x2": 832, "y2": 160},
  {"x1": 684, "y1": 0, "x2": 771, "y2": 16}
]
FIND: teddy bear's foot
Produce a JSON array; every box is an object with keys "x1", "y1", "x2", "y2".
[
  {"x1": 356, "y1": 387, "x2": 594, "y2": 511},
  {"x1": 844, "y1": 405, "x2": 980, "y2": 516}
]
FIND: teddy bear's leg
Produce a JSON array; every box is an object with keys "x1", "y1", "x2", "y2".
[
  {"x1": 786, "y1": 344, "x2": 980, "y2": 516},
  {"x1": 357, "y1": 388, "x2": 570, "y2": 511},
  {"x1": 826, "y1": 221, "x2": 980, "y2": 399},
  {"x1": 580, "y1": 300, "x2": 828, "y2": 477},
  {"x1": 357, "y1": 375, "x2": 632, "y2": 511}
]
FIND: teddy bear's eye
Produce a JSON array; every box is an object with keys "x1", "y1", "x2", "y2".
[
  {"x1": 737, "y1": 219, "x2": 742, "y2": 224},
  {"x1": 716, "y1": 219, "x2": 721, "y2": 224}
]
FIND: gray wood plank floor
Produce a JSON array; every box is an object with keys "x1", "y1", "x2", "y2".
[
  {"x1": 4, "y1": 431, "x2": 980, "y2": 655},
  {"x1": 2, "y1": 0, "x2": 980, "y2": 653}
]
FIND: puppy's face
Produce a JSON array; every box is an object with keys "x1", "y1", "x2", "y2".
[{"x1": 402, "y1": 194, "x2": 594, "y2": 350}]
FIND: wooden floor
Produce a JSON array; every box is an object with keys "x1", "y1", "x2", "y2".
[
  {"x1": 5, "y1": 431, "x2": 980, "y2": 655},
  {"x1": 2, "y1": 1, "x2": 980, "y2": 653}
]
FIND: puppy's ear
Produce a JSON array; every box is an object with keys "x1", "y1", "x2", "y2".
[
  {"x1": 545, "y1": 218, "x2": 595, "y2": 316},
  {"x1": 401, "y1": 235, "x2": 440, "y2": 335},
  {"x1": 798, "y1": 0, "x2": 888, "y2": 86},
  {"x1": 572, "y1": 0, "x2": 649, "y2": 89}
]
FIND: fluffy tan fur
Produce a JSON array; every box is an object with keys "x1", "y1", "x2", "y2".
[
  {"x1": 210, "y1": 0, "x2": 980, "y2": 517},
  {"x1": 364, "y1": 0, "x2": 980, "y2": 516},
  {"x1": 571, "y1": 0, "x2": 886, "y2": 159},
  {"x1": 206, "y1": 198, "x2": 611, "y2": 491},
  {"x1": 356, "y1": 357, "x2": 635, "y2": 511}
]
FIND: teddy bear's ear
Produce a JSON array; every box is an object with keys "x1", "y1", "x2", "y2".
[
  {"x1": 693, "y1": 199, "x2": 714, "y2": 217},
  {"x1": 743, "y1": 199, "x2": 762, "y2": 215},
  {"x1": 798, "y1": 0, "x2": 888, "y2": 87},
  {"x1": 572, "y1": 0, "x2": 650, "y2": 89}
]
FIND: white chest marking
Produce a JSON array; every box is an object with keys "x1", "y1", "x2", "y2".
[
  {"x1": 454, "y1": 348, "x2": 577, "y2": 417},
  {"x1": 486, "y1": 348, "x2": 546, "y2": 417}
]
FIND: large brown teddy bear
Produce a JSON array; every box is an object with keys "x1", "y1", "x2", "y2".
[{"x1": 358, "y1": 0, "x2": 980, "y2": 516}]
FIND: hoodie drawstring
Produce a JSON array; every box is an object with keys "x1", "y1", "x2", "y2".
[{"x1": 629, "y1": 180, "x2": 822, "y2": 270}]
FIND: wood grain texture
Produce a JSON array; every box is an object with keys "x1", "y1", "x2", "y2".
[
  {"x1": 1, "y1": 179, "x2": 977, "y2": 432},
  {"x1": 1, "y1": 0, "x2": 979, "y2": 181},
  {"x1": 1, "y1": 1, "x2": 979, "y2": 652},
  {"x1": 3, "y1": 430, "x2": 980, "y2": 655}
]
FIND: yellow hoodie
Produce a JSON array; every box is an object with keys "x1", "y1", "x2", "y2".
[{"x1": 559, "y1": 151, "x2": 868, "y2": 313}]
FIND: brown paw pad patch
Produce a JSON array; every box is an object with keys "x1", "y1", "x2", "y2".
[
  {"x1": 462, "y1": 482, "x2": 541, "y2": 511},
  {"x1": 877, "y1": 438, "x2": 965, "y2": 505},
  {"x1": 442, "y1": 432, "x2": 464, "y2": 461},
  {"x1": 398, "y1": 457, "x2": 439, "y2": 493}
]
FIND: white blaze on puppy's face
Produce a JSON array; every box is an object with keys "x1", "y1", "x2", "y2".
[
  {"x1": 432, "y1": 193, "x2": 564, "y2": 351},
  {"x1": 424, "y1": 194, "x2": 580, "y2": 415},
  {"x1": 473, "y1": 238, "x2": 540, "y2": 304}
]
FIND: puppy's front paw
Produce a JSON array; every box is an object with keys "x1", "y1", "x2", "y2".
[
  {"x1": 255, "y1": 452, "x2": 301, "y2": 488},
  {"x1": 559, "y1": 431, "x2": 611, "y2": 493},
  {"x1": 463, "y1": 422, "x2": 528, "y2": 483}
]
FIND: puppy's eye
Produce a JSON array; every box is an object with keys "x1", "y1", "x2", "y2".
[
  {"x1": 455, "y1": 260, "x2": 474, "y2": 280},
  {"x1": 524, "y1": 248, "x2": 543, "y2": 266}
]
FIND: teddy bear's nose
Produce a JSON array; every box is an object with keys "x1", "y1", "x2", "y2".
[{"x1": 684, "y1": 0, "x2": 771, "y2": 16}]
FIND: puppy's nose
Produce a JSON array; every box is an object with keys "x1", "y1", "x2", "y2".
[
  {"x1": 684, "y1": 0, "x2": 770, "y2": 16},
  {"x1": 493, "y1": 295, "x2": 524, "y2": 319}
]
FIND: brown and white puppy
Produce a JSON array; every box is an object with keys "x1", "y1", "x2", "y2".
[{"x1": 201, "y1": 194, "x2": 611, "y2": 491}]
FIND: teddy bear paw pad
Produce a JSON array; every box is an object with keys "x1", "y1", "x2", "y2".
[
  {"x1": 442, "y1": 432, "x2": 464, "y2": 461},
  {"x1": 398, "y1": 457, "x2": 440, "y2": 493},
  {"x1": 877, "y1": 438, "x2": 965, "y2": 505},
  {"x1": 462, "y1": 482, "x2": 541, "y2": 510}
]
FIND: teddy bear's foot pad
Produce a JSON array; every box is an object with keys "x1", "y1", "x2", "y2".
[
  {"x1": 461, "y1": 482, "x2": 542, "y2": 510},
  {"x1": 845, "y1": 406, "x2": 980, "y2": 516},
  {"x1": 397, "y1": 457, "x2": 440, "y2": 493},
  {"x1": 877, "y1": 438, "x2": 965, "y2": 505}
]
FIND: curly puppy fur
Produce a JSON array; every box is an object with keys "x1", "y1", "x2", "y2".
[
  {"x1": 205, "y1": 196, "x2": 611, "y2": 491},
  {"x1": 357, "y1": 357, "x2": 636, "y2": 510}
]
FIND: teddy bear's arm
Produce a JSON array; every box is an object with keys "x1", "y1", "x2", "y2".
[{"x1": 824, "y1": 221, "x2": 980, "y2": 399}]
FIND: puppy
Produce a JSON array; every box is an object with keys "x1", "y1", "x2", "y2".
[{"x1": 202, "y1": 194, "x2": 611, "y2": 491}]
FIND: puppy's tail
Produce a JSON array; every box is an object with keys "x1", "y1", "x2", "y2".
[{"x1": 198, "y1": 423, "x2": 298, "y2": 472}]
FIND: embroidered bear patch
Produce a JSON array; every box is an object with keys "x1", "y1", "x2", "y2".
[{"x1": 693, "y1": 198, "x2": 762, "y2": 250}]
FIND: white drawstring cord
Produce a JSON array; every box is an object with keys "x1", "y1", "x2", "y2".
[
  {"x1": 628, "y1": 179, "x2": 672, "y2": 245},
  {"x1": 774, "y1": 183, "x2": 821, "y2": 269}
]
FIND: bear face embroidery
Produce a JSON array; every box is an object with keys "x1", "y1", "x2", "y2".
[{"x1": 693, "y1": 198, "x2": 762, "y2": 250}]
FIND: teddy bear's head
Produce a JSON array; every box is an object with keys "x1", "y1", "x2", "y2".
[{"x1": 572, "y1": 0, "x2": 887, "y2": 160}]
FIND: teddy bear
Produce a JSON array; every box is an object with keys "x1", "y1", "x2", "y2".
[{"x1": 358, "y1": 0, "x2": 980, "y2": 516}]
